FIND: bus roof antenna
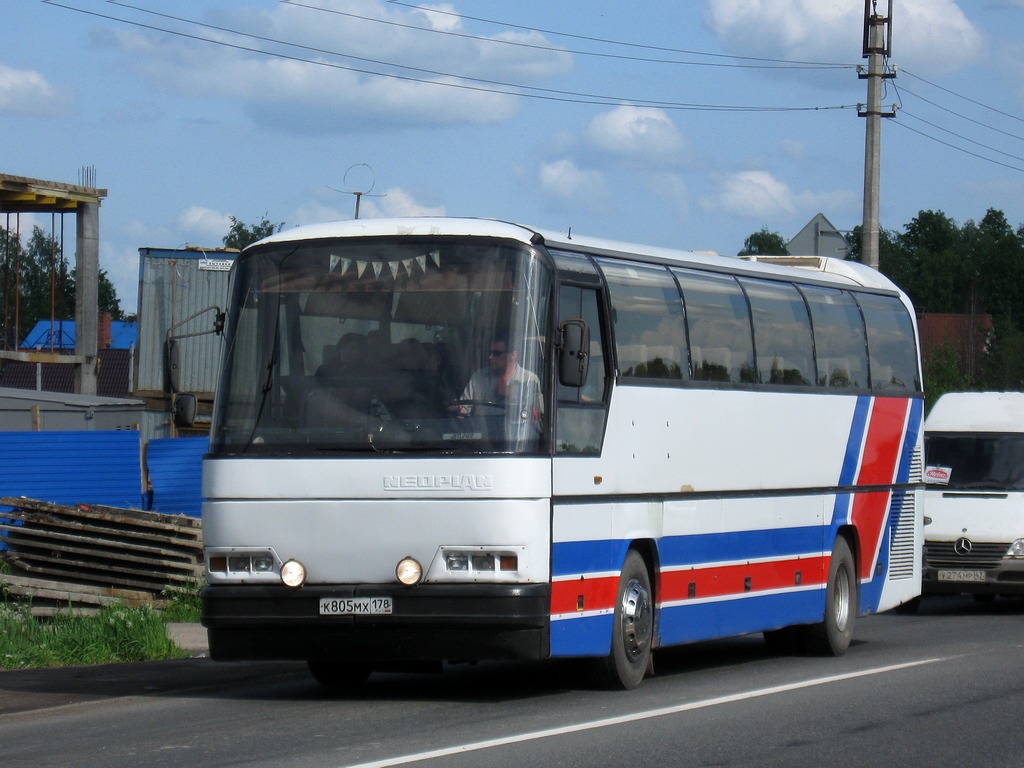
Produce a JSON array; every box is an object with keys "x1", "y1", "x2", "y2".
[{"x1": 327, "y1": 164, "x2": 385, "y2": 220}]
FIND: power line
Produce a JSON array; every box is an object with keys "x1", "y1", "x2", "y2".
[
  {"x1": 286, "y1": 0, "x2": 851, "y2": 71},
  {"x1": 895, "y1": 84, "x2": 1024, "y2": 144},
  {"x1": 902, "y1": 69, "x2": 1024, "y2": 126},
  {"x1": 891, "y1": 120, "x2": 1024, "y2": 174},
  {"x1": 898, "y1": 110, "x2": 1024, "y2": 164},
  {"x1": 46, "y1": 1, "x2": 856, "y2": 114}
]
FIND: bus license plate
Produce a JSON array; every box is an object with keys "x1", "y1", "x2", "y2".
[
  {"x1": 937, "y1": 569, "x2": 986, "y2": 583},
  {"x1": 319, "y1": 597, "x2": 393, "y2": 615}
]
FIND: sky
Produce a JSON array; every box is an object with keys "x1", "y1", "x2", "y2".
[{"x1": 3, "y1": 0, "x2": 1024, "y2": 314}]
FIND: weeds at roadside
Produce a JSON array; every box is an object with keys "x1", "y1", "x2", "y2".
[
  {"x1": 160, "y1": 578, "x2": 203, "y2": 623},
  {"x1": 0, "y1": 599, "x2": 190, "y2": 670}
]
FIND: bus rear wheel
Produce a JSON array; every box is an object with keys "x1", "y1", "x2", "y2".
[
  {"x1": 597, "y1": 550, "x2": 654, "y2": 690},
  {"x1": 806, "y1": 536, "x2": 857, "y2": 656},
  {"x1": 307, "y1": 661, "x2": 371, "y2": 692}
]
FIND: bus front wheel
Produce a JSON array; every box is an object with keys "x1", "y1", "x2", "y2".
[
  {"x1": 597, "y1": 550, "x2": 654, "y2": 690},
  {"x1": 806, "y1": 536, "x2": 857, "y2": 656}
]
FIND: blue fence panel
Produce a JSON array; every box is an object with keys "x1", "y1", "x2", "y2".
[
  {"x1": 0, "y1": 430, "x2": 143, "y2": 508},
  {"x1": 146, "y1": 436, "x2": 207, "y2": 518}
]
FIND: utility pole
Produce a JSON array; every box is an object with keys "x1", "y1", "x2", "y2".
[{"x1": 859, "y1": 0, "x2": 896, "y2": 270}]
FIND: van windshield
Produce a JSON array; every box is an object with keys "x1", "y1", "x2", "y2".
[
  {"x1": 925, "y1": 433, "x2": 1024, "y2": 490},
  {"x1": 209, "y1": 235, "x2": 552, "y2": 455}
]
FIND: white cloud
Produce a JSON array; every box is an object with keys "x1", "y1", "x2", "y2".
[
  {"x1": 586, "y1": 106, "x2": 685, "y2": 159},
  {"x1": 93, "y1": 1, "x2": 572, "y2": 133},
  {"x1": 0, "y1": 64, "x2": 71, "y2": 117},
  {"x1": 703, "y1": 170, "x2": 857, "y2": 226},
  {"x1": 292, "y1": 199, "x2": 349, "y2": 227},
  {"x1": 704, "y1": 0, "x2": 983, "y2": 77},
  {"x1": 539, "y1": 159, "x2": 609, "y2": 211},
  {"x1": 413, "y1": 4, "x2": 464, "y2": 33},
  {"x1": 178, "y1": 206, "x2": 232, "y2": 245},
  {"x1": 706, "y1": 170, "x2": 797, "y2": 219},
  {"x1": 361, "y1": 187, "x2": 446, "y2": 218}
]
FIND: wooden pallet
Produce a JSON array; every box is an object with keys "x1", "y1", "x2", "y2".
[{"x1": 0, "y1": 497, "x2": 203, "y2": 614}]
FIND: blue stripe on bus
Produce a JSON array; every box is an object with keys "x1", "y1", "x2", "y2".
[
  {"x1": 550, "y1": 613, "x2": 614, "y2": 656},
  {"x1": 897, "y1": 399, "x2": 923, "y2": 484},
  {"x1": 551, "y1": 527, "x2": 825, "y2": 579},
  {"x1": 657, "y1": 527, "x2": 825, "y2": 566},
  {"x1": 657, "y1": 589, "x2": 826, "y2": 647},
  {"x1": 838, "y1": 395, "x2": 871, "y2": 487},
  {"x1": 550, "y1": 539, "x2": 627, "y2": 577}
]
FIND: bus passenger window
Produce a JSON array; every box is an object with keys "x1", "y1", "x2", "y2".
[
  {"x1": 674, "y1": 269, "x2": 754, "y2": 384},
  {"x1": 856, "y1": 293, "x2": 922, "y2": 392},
  {"x1": 738, "y1": 278, "x2": 814, "y2": 386},
  {"x1": 598, "y1": 260, "x2": 687, "y2": 382},
  {"x1": 801, "y1": 286, "x2": 868, "y2": 389}
]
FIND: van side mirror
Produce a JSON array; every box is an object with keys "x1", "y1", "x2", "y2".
[
  {"x1": 558, "y1": 318, "x2": 590, "y2": 388},
  {"x1": 172, "y1": 393, "x2": 197, "y2": 428}
]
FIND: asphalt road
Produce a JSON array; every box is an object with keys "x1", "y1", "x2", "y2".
[{"x1": 2, "y1": 595, "x2": 1023, "y2": 768}]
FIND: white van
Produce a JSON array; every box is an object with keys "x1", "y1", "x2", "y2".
[{"x1": 922, "y1": 392, "x2": 1024, "y2": 599}]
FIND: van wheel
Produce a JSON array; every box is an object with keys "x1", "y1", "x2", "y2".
[
  {"x1": 806, "y1": 536, "x2": 857, "y2": 656},
  {"x1": 597, "y1": 550, "x2": 654, "y2": 689}
]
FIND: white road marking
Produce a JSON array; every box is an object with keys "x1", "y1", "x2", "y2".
[{"x1": 341, "y1": 657, "x2": 950, "y2": 768}]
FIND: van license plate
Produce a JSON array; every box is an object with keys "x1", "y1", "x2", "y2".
[
  {"x1": 937, "y1": 569, "x2": 986, "y2": 583},
  {"x1": 319, "y1": 597, "x2": 393, "y2": 615}
]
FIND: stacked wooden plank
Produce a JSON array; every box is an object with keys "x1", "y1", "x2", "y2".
[{"x1": 0, "y1": 497, "x2": 203, "y2": 616}]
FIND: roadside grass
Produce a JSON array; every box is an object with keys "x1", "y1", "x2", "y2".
[{"x1": 0, "y1": 578, "x2": 204, "y2": 670}]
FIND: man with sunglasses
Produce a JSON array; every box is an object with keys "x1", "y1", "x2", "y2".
[{"x1": 453, "y1": 334, "x2": 543, "y2": 441}]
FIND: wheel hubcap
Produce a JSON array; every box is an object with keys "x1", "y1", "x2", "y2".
[
  {"x1": 621, "y1": 579, "x2": 652, "y2": 660},
  {"x1": 834, "y1": 566, "x2": 850, "y2": 632}
]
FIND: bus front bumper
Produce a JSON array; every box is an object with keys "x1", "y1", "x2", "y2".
[{"x1": 201, "y1": 583, "x2": 550, "y2": 662}]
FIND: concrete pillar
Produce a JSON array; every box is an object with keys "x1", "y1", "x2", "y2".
[{"x1": 74, "y1": 201, "x2": 99, "y2": 395}]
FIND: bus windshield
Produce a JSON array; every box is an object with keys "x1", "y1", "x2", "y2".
[
  {"x1": 926, "y1": 433, "x2": 1024, "y2": 491},
  {"x1": 210, "y1": 235, "x2": 552, "y2": 455}
]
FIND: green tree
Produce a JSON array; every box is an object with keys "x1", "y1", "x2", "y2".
[
  {"x1": 922, "y1": 338, "x2": 970, "y2": 414},
  {"x1": 876, "y1": 211, "x2": 966, "y2": 313},
  {"x1": 1, "y1": 225, "x2": 121, "y2": 346},
  {"x1": 981, "y1": 314, "x2": 1024, "y2": 390},
  {"x1": 222, "y1": 215, "x2": 284, "y2": 250},
  {"x1": 964, "y1": 209, "x2": 1024, "y2": 321},
  {"x1": 737, "y1": 227, "x2": 789, "y2": 256}
]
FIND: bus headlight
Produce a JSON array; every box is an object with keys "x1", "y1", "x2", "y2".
[
  {"x1": 396, "y1": 557, "x2": 423, "y2": 586},
  {"x1": 280, "y1": 559, "x2": 306, "y2": 587},
  {"x1": 1008, "y1": 539, "x2": 1024, "y2": 558}
]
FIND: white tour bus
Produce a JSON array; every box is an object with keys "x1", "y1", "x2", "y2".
[
  {"x1": 199, "y1": 218, "x2": 924, "y2": 690},
  {"x1": 922, "y1": 391, "x2": 1024, "y2": 600}
]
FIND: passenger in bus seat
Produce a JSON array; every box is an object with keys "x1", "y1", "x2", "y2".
[{"x1": 316, "y1": 332, "x2": 368, "y2": 379}]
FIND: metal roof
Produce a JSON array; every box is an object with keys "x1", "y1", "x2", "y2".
[
  {"x1": 0, "y1": 173, "x2": 107, "y2": 213},
  {"x1": 21, "y1": 320, "x2": 137, "y2": 350}
]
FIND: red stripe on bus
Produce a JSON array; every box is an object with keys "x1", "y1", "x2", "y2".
[
  {"x1": 851, "y1": 397, "x2": 909, "y2": 579},
  {"x1": 658, "y1": 555, "x2": 830, "y2": 603},
  {"x1": 855, "y1": 398, "x2": 908, "y2": 487},
  {"x1": 550, "y1": 575, "x2": 618, "y2": 615}
]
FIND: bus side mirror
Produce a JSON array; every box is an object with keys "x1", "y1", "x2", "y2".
[
  {"x1": 172, "y1": 393, "x2": 197, "y2": 428},
  {"x1": 165, "y1": 338, "x2": 180, "y2": 394},
  {"x1": 558, "y1": 318, "x2": 590, "y2": 388}
]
